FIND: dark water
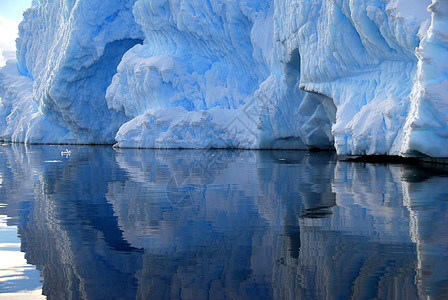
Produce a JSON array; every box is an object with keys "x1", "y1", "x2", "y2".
[{"x1": 0, "y1": 144, "x2": 447, "y2": 300}]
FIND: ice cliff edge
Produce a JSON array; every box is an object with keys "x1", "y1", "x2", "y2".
[{"x1": 0, "y1": 0, "x2": 447, "y2": 157}]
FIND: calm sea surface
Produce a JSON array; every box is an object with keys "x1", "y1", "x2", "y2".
[{"x1": 0, "y1": 144, "x2": 447, "y2": 299}]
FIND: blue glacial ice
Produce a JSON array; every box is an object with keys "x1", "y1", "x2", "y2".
[
  {"x1": 1, "y1": 0, "x2": 448, "y2": 157},
  {"x1": 1, "y1": 0, "x2": 144, "y2": 144}
]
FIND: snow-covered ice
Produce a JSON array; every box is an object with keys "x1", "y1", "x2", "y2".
[
  {"x1": 1, "y1": 0, "x2": 144, "y2": 144},
  {"x1": 1, "y1": 0, "x2": 447, "y2": 157}
]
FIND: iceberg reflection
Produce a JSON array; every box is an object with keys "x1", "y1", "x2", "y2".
[{"x1": 0, "y1": 144, "x2": 447, "y2": 299}]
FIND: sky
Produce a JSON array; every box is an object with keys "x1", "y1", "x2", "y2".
[{"x1": 0, "y1": 0, "x2": 32, "y2": 66}]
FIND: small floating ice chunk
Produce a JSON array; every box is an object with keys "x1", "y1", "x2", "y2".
[{"x1": 61, "y1": 149, "x2": 71, "y2": 157}]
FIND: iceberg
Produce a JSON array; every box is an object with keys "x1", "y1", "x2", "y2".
[
  {"x1": 1, "y1": 0, "x2": 144, "y2": 144},
  {"x1": 1, "y1": 0, "x2": 447, "y2": 157}
]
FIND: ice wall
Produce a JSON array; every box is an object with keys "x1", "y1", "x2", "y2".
[
  {"x1": 402, "y1": 0, "x2": 448, "y2": 157},
  {"x1": 107, "y1": 0, "x2": 337, "y2": 149},
  {"x1": 108, "y1": 0, "x2": 442, "y2": 156},
  {"x1": 1, "y1": 0, "x2": 143, "y2": 144},
  {"x1": 275, "y1": 0, "x2": 431, "y2": 155},
  {"x1": 1, "y1": 0, "x2": 447, "y2": 157}
]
